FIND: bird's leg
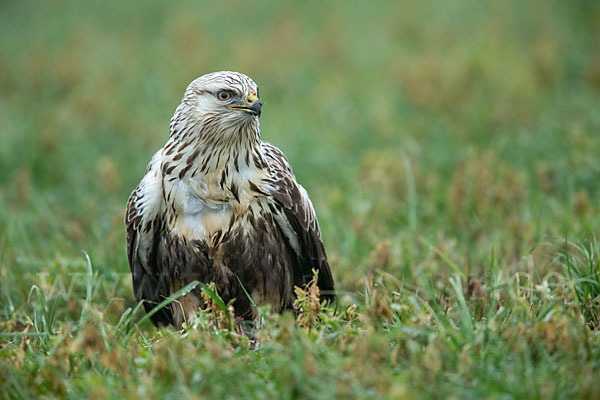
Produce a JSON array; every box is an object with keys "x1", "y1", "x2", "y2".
[{"x1": 236, "y1": 316, "x2": 261, "y2": 350}]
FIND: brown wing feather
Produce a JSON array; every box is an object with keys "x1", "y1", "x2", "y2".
[
  {"x1": 124, "y1": 161, "x2": 174, "y2": 325},
  {"x1": 262, "y1": 142, "x2": 335, "y2": 302}
]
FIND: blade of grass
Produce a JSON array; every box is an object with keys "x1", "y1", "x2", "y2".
[
  {"x1": 79, "y1": 250, "x2": 94, "y2": 325},
  {"x1": 197, "y1": 282, "x2": 231, "y2": 321},
  {"x1": 421, "y1": 238, "x2": 465, "y2": 278},
  {"x1": 450, "y1": 275, "x2": 473, "y2": 343},
  {"x1": 236, "y1": 276, "x2": 258, "y2": 308},
  {"x1": 122, "y1": 281, "x2": 202, "y2": 342}
]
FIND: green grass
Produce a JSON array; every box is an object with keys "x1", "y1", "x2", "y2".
[{"x1": 1, "y1": 0, "x2": 600, "y2": 398}]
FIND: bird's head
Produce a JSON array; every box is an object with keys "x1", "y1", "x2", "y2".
[{"x1": 173, "y1": 71, "x2": 262, "y2": 137}]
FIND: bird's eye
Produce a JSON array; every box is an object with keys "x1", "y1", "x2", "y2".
[{"x1": 217, "y1": 91, "x2": 232, "y2": 101}]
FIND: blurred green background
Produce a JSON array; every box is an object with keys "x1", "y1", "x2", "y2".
[
  {"x1": 1, "y1": 0, "x2": 599, "y2": 304},
  {"x1": 2, "y1": 0, "x2": 600, "y2": 397}
]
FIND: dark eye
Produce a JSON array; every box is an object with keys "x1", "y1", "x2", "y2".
[{"x1": 217, "y1": 91, "x2": 231, "y2": 101}]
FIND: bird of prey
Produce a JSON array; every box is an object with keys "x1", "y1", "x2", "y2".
[{"x1": 125, "y1": 71, "x2": 334, "y2": 328}]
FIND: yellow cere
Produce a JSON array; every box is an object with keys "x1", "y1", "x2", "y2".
[{"x1": 247, "y1": 93, "x2": 257, "y2": 104}]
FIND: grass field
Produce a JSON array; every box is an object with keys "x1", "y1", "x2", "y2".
[{"x1": 1, "y1": 0, "x2": 600, "y2": 398}]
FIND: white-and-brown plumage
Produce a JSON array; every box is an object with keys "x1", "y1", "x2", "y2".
[{"x1": 125, "y1": 71, "x2": 334, "y2": 327}]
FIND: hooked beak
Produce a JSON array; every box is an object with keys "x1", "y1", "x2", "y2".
[{"x1": 227, "y1": 92, "x2": 262, "y2": 117}]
